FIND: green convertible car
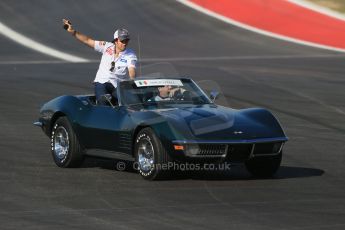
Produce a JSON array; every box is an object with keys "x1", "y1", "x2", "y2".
[{"x1": 34, "y1": 77, "x2": 288, "y2": 180}]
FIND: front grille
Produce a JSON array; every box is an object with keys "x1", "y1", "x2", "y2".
[
  {"x1": 227, "y1": 144, "x2": 253, "y2": 161},
  {"x1": 186, "y1": 144, "x2": 227, "y2": 157},
  {"x1": 183, "y1": 142, "x2": 282, "y2": 159}
]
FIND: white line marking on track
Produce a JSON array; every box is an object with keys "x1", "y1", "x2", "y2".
[
  {"x1": 0, "y1": 60, "x2": 70, "y2": 65},
  {"x1": 176, "y1": 0, "x2": 345, "y2": 53},
  {"x1": 0, "y1": 21, "x2": 89, "y2": 63},
  {"x1": 138, "y1": 54, "x2": 345, "y2": 62},
  {"x1": 1, "y1": 54, "x2": 345, "y2": 65}
]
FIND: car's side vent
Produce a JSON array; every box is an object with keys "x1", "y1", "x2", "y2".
[{"x1": 118, "y1": 132, "x2": 132, "y2": 150}]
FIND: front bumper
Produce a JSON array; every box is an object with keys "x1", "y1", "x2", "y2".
[
  {"x1": 170, "y1": 137, "x2": 288, "y2": 162},
  {"x1": 33, "y1": 121, "x2": 43, "y2": 127}
]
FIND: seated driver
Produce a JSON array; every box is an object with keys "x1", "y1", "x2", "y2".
[{"x1": 153, "y1": 85, "x2": 185, "y2": 101}]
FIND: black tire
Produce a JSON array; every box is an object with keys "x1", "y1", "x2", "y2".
[
  {"x1": 51, "y1": 117, "x2": 84, "y2": 168},
  {"x1": 134, "y1": 127, "x2": 173, "y2": 180},
  {"x1": 245, "y1": 152, "x2": 282, "y2": 178}
]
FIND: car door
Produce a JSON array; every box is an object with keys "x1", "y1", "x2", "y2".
[{"x1": 77, "y1": 104, "x2": 130, "y2": 152}]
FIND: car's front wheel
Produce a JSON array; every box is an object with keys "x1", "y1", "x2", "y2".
[
  {"x1": 245, "y1": 152, "x2": 282, "y2": 178},
  {"x1": 51, "y1": 117, "x2": 84, "y2": 168},
  {"x1": 134, "y1": 127, "x2": 172, "y2": 180}
]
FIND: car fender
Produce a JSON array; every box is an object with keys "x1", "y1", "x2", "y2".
[{"x1": 39, "y1": 95, "x2": 87, "y2": 136}]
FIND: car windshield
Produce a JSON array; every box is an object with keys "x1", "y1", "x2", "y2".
[{"x1": 119, "y1": 78, "x2": 212, "y2": 106}]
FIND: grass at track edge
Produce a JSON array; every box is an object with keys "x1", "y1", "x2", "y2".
[{"x1": 307, "y1": 0, "x2": 345, "y2": 14}]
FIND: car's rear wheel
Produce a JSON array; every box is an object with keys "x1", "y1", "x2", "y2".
[
  {"x1": 51, "y1": 117, "x2": 84, "y2": 167},
  {"x1": 134, "y1": 127, "x2": 172, "y2": 180},
  {"x1": 245, "y1": 151, "x2": 282, "y2": 178}
]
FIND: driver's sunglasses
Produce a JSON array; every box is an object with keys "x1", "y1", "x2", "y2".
[
  {"x1": 119, "y1": 39, "x2": 129, "y2": 44},
  {"x1": 109, "y1": 61, "x2": 115, "y2": 72}
]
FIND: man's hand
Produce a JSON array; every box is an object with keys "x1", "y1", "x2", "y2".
[
  {"x1": 62, "y1": 18, "x2": 95, "y2": 48},
  {"x1": 169, "y1": 87, "x2": 186, "y2": 98},
  {"x1": 62, "y1": 19, "x2": 74, "y2": 33}
]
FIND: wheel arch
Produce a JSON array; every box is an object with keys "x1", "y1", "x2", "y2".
[
  {"x1": 131, "y1": 121, "x2": 176, "y2": 158},
  {"x1": 131, "y1": 124, "x2": 150, "y2": 157},
  {"x1": 45, "y1": 111, "x2": 66, "y2": 136}
]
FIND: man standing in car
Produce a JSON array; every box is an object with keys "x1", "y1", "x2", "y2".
[{"x1": 62, "y1": 19, "x2": 137, "y2": 105}]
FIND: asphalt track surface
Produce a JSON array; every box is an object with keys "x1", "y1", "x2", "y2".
[{"x1": 1, "y1": 1, "x2": 345, "y2": 229}]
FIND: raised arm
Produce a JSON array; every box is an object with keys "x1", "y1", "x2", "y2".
[{"x1": 62, "y1": 19, "x2": 95, "y2": 48}]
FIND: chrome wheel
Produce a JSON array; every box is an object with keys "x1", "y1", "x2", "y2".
[
  {"x1": 53, "y1": 126, "x2": 69, "y2": 162},
  {"x1": 137, "y1": 138, "x2": 154, "y2": 173},
  {"x1": 135, "y1": 127, "x2": 172, "y2": 180}
]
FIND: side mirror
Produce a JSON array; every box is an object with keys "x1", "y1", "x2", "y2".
[{"x1": 209, "y1": 90, "x2": 219, "y2": 102}]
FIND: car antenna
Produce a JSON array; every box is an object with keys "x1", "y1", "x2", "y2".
[{"x1": 137, "y1": 34, "x2": 142, "y2": 77}]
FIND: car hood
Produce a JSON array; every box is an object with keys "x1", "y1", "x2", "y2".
[{"x1": 147, "y1": 104, "x2": 286, "y2": 141}]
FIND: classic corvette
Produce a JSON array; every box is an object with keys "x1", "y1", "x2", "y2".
[{"x1": 34, "y1": 77, "x2": 288, "y2": 180}]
